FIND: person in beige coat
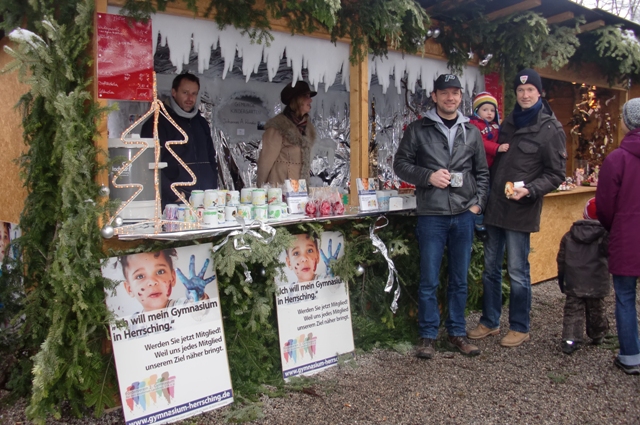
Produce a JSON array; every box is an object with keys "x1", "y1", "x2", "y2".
[{"x1": 257, "y1": 81, "x2": 317, "y2": 187}]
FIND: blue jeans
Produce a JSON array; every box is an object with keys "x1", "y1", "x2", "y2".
[
  {"x1": 416, "y1": 212, "x2": 475, "y2": 339},
  {"x1": 613, "y1": 275, "x2": 640, "y2": 366},
  {"x1": 480, "y1": 225, "x2": 532, "y2": 333}
]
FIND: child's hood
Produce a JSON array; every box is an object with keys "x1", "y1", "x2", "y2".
[{"x1": 570, "y1": 219, "x2": 606, "y2": 244}]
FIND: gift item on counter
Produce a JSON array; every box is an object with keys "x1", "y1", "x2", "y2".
[
  {"x1": 204, "y1": 189, "x2": 218, "y2": 208},
  {"x1": 574, "y1": 168, "x2": 585, "y2": 187},
  {"x1": 226, "y1": 190, "x2": 240, "y2": 206},
  {"x1": 254, "y1": 204, "x2": 268, "y2": 221},
  {"x1": 356, "y1": 178, "x2": 379, "y2": 212},
  {"x1": 216, "y1": 190, "x2": 227, "y2": 207},
  {"x1": 224, "y1": 205, "x2": 237, "y2": 222},
  {"x1": 557, "y1": 178, "x2": 577, "y2": 191},
  {"x1": 237, "y1": 204, "x2": 253, "y2": 220},
  {"x1": 389, "y1": 196, "x2": 403, "y2": 211},
  {"x1": 267, "y1": 187, "x2": 282, "y2": 204},
  {"x1": 189, "y1": 190, "x2": 205, "y2": 208},
  {"x1": 177, "y1": 204, "x2": 187, "y2": 221},
  {"x1": 284, "y1": 179, "x2": 309, "y2": 214},
  {"x1": 203, "y1": 208, "x2": 218, "y2": 227},
  {"x1": 280, "y1": 202, "x2": 291, "y2": 217},
  {"x1": 268, "y1": 203, "x2": 282, "y2": 219},
  {"x1": 332, "y1": 191, "x2": 345, "y2": 215},
  {"x1": 241, "y1": 187, "x2": 256, "y2": 204},
  {"x1": 376, "y1": 190, "x2": 391, "y2": 211},
  {"x1": 252, "y1": 188, "x2": 267, "y2": 205},
  {"x1": 163, "y1": 203, "x2": 179, "y2": 220},
  {"x1": 217, "y1": 206, "x2": 225, "y2": 223}
]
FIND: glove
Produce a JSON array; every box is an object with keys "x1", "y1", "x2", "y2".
[
  {"x1": 320, "y1": 238, "x2": 342, "y2": 277},
  {"x1": 176, "y1": 255, "x2": 216, "y2": 302},
  {"x1": 558, "y1": 274, "x2": 565, "y2": 294}
]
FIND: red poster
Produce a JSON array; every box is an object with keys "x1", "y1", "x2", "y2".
[
  {"x1": 484, "y1": 72, "x2": 504, "y2": 122},
  {"x1": 97, "y1": 13, "x2": 153, "y2": 101}
]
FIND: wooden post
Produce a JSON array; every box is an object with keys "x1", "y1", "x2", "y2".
[
  {"x1": 94, "y1": 0, "x2": 110, "y2": 196},
  {"x1": 349, "y1": 53, "x2": 369, "y2": 207}
]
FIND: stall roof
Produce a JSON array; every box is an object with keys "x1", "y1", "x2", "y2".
[{"x1": 418, "y1": 0, "x2": 640, "y2": 35}]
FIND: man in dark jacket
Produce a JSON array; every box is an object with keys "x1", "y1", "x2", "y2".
[
  {"x1": 468, "y1": 69, "x2": 566, "y2": 347},
  {"x1": 394, "y1": 74, "x2": 489, "y2": 359},
  {"x1": 141, "y1": 73, "x2": 218, "y2": 208},
  {"x1": 556, "y1": 197, "x2": 609, "y2": 355}
]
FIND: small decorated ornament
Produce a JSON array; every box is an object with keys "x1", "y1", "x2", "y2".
[
  {"x1": 114, "y1": 216, "x2": 124, "y2": 227},
  {"x1": 320, "y1": 200, "x2": 332, "y2": 216},
  {"x1": 99, "y1": 185, "x2": 110, "y2": 197},
  {"x1": 260, "y1": 267, "x2": 266, "y2": 277},
  {"x1": 355, "y1": 264, "x2": 365, "y2": 277},
  {"x1": 305, "y1": 201, "x2": 317, "y2": 217},
  {"x1": 101, "y1": 225, "x2": 114, "y2": 239}
]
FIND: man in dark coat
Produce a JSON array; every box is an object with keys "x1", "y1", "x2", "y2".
[
  {"x1": 394, "y1": 74, "x2": 489, "y2": 359},
  {"x1": 556, "y1": 197, "x2": 610, "y2": 355},
  {"x1": 596, "y1": 97, "x2": 640, "y2": 375},
  {"x1": 467, "y1": 69, "x2": 566, "y2": 347},
  {"x1": 141, "y1": 73, "x2": 218, "y2": 208}
]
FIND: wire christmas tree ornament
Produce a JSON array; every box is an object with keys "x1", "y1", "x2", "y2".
[{"x1": 104, "y1": 72, "x2": 201, "y2": 237}]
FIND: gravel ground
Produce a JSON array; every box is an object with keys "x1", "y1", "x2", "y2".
[{"x1": 2, "y1": 279, "x2": 639, "y2": 425}]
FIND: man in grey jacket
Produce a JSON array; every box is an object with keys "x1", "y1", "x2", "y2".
[{"x1": 393, "y1": 74, "x2": 490, "y2": 359}]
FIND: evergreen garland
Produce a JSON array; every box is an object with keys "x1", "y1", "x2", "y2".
[
  {"x1": 0, "y1": 0, "x2": 118, "y2": 422},
  {"x1": 119, "y1": 0, "x2": 430, "y2": 63}
]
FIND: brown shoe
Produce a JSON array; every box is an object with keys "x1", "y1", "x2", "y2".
[
  {"x1": 467, "y1": 323, "x2": 500, "y2": 340},
  {"x1": 448, "y1": 336, "x2": 480, "y2": 356},
  {"x1": 500, "y1": 330, "x2": 530, "y2": 347},
  {"x1": 415, "y1": 338, "x2": 436, "y2": 359}
]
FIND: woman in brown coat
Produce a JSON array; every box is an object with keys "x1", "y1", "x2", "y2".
[{"x1": 257, "y1": 81, "x2": 317, "y2": 187}]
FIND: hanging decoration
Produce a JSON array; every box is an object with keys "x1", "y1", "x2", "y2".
[
  {"x1": 568, "y1": 84, "x2": 617, "y2": 174},
  {"x1": 369, "y1": 216, "x2": 400, "y2": 313}
]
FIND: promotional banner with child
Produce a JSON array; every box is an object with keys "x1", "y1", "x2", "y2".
[
  {"x1": 102, "y1": 243, "x2": 233, "y2": 425},
  {"x1": 275, "y1": 231, "x2": 355, "y2": 380}
]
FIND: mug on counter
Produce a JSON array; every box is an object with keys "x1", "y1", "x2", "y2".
[
  {"x1": 226, "y1": 190, "x2": 240, "y2": 206},
  {"x1": 203, "y1": 208, "x2": 218, "y2": 227},
  {"x1": 216, "y1": 190, "x2": 227, "y2": 207},
  {"x1": 189, "y1": 190, "x2": 205, "y2": 208},
  {"x1": 237, "y1": 204, "x2": 253, "y2": 220},
  {"x1": 216, "y1": 207, "x2": 225, "y2": 223},
  {"x1": 253, "y1": 204, "x2": 268, "y2": 221},
  {"x1": 268, "y1": 203, "x2": 282, "y2": 220},
  {"x1": 204, "y1": 189, "x2": 218, "y2": 208},
  {"x1": 267, "y1": 187, "x2": 282, "y2": 204},
  {"x1": 280, "y1": 202, "x2": 291, "y2": 218},
  {"x1": 252, "y1": 189, "x2": 267, "y2": 205},
  {"x1": 163, "y1": 203, "x2": 178, "y2": 220},
  {"x1": 224, "y1": 205, "x2": 237, "y2": 222},
  {"x1": 240, "y1": 187, "x2": 256, "y2": 204}
]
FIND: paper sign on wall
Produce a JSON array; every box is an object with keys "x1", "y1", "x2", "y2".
[{"x1": 102, "y1": 243, "x2": 233, "y2": 425}]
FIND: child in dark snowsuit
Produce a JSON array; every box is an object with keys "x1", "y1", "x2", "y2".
[{"x1": 556, "y1": 197, "x2": 610, "y2": 354}]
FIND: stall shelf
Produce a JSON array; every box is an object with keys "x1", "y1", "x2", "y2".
[
  {"x1": 116, "y1": 208, "x2": 416, "y2": 241},
  {"x1": 530, "y1": 186, "x2": 597, "y2": 283}
]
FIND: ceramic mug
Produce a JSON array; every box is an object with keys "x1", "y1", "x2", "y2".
[
  {"x1": 226, "y1": 190, "x2": 240, "y2": 206},
  {"x1": 203, "y1": 208, "x2": 218, "y2": 227},
  {"x1": 376, "y1": 190, "x2": 391, "y2": 211},
  {"x1": 253, "y1": 204, "x2": 268, "y2": 221},
  {"x1": 252, "y1": 189, "x2": 267, "y2": 205},
  {"x1": 240, "y1": 187, "x2": 255, "y2": 204},
  {"x1": 280, "y1": 202, "x2": 291, "y2": 218},
  {"x1": 224, "y1": 205, "x2": 237, "y2": 222},
  {"x1": 267, "y1": 187, "x2": 282, "y2": 204},
  {"x1": 216, "y1": 190, "x2": 227, "y2": 207},
  {"x1": 189, "y1": 190, "x2": 205, "y2": 208},
  {"x1": 204, "y1": 189, "x2": 218, "y2": 208},
  {"x1": 217, "y1": 207, "x2": 225, "y2": 223},
  {"x1": 237, "y1": 204, "x2": 253, "y2": 220},
  {"x1": 268, "y1": 203, "x2": 282, "y2": 219}
]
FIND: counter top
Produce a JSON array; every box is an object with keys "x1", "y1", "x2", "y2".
[
  {"x1": 544, "y1": 185, "x2": 596, "y2": 198},
  {"x1": 116, "y1": 208, "x2": 415, "y2": 241}
]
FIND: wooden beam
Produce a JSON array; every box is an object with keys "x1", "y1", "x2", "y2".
[
  {"x1": 579, "y1": 20, "x2": 606, "y2": 33},
  {"x1": 546, "y1": 11, "x2": 574, "y2": 25},
  {"x1": 486, "y1": 0, "x2": 541, "y2": 21},
  {"x1": 349, "y1": 51, "x2": 369, "y2": 208}
]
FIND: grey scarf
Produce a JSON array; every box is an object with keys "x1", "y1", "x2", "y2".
[{"x1": 169, "y1": 95, "x2": 199, "y2": 119}]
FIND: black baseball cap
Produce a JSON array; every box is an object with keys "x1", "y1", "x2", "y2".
[{"x1": 434, "y1": 74, "x2": 463, "y2": 91}]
